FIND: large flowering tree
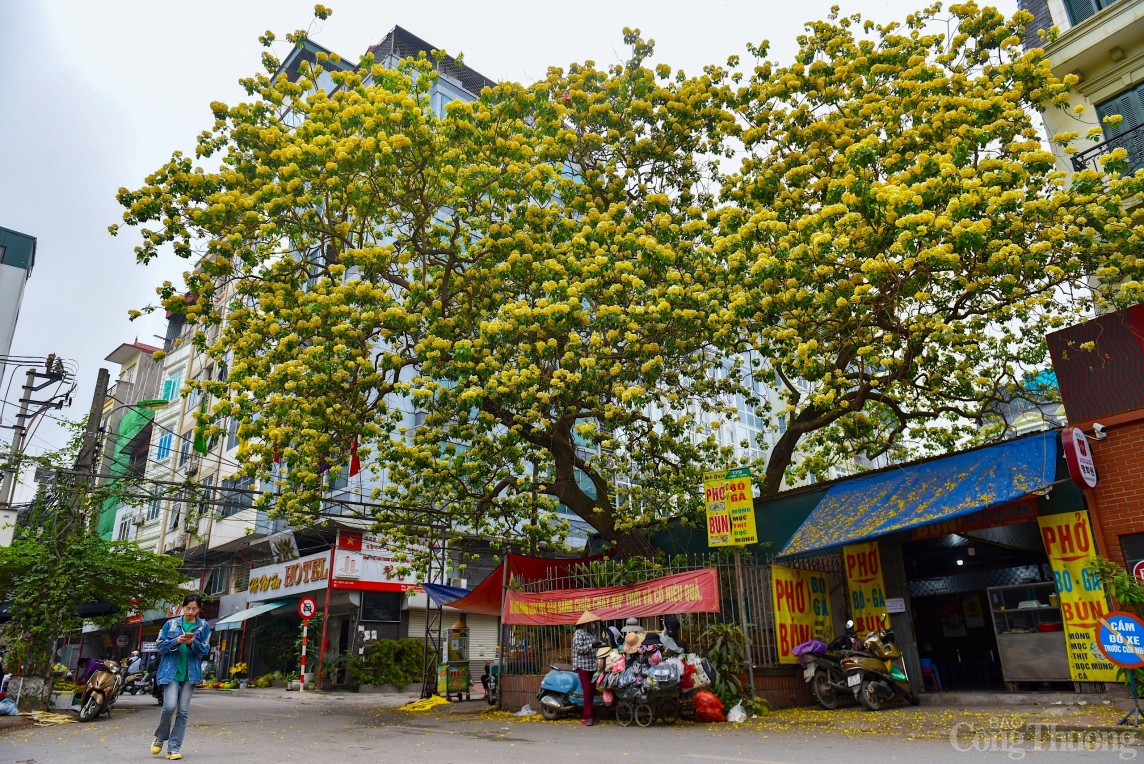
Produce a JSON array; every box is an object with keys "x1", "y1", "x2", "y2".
[
  {"x1": 719, "y1": 2, "x2": 1144, "y2": 495},
  {"x1": 115, "y1": 19, "x2": 738, "y2": 554}
]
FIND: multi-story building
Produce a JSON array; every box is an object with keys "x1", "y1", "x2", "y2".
[
  {"x1": 1021, "y1": 0, "x2": 1144, "y2": 178},
  {"x1": 95, "y1": 340, "x2": 164, "y2": 540},
  {"x1": 0, "y1": 225, "x2": 35, "y2": 365},
  {"x1": 0, "y1": 225, "x2": 36, "y2": 543}
]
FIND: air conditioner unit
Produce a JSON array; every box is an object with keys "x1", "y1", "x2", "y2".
[
  {"x1": 130, "y1": 512, "x2": 146, "y2": 526},
  {"x1": 448, "y1": 577, "x2": 467, "y2": 589},
  {"x1": 184, "y1": 457, "x2": 200, "y2": 476}
]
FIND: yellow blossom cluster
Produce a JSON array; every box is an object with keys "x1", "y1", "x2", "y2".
[{"x1": 116, "y1": 6, "x2": 1144, "y2": 551}]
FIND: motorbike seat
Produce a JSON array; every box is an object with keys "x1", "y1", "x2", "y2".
[{"x1": 548, "y1": 663, "x2": 574, "y2": 672}]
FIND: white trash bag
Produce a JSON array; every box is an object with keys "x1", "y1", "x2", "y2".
[
  {"x1": 727, "y1": 701, "x2": 748, "y2": 723},
  {"x1": 515, "y1": 703, "x2": 537, "y2": 716}
]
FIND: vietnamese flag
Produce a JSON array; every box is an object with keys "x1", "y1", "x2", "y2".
[
  {"x1": 349, "y1": 438, "x2": 361, "y2": 478},
  {"x1": 339, "y1": 530, "x2": 363, "y2": 550}
]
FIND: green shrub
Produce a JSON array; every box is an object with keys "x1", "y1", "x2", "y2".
[
  {"x1": 345, "y1": 638, "x2": 423, "y2": 687},
  {"x1": 698, "y1": 621, "x2": 747, "y2": 707},
  {"x1": 253, "y1": 621, "x2": 298, "y2": 674}
]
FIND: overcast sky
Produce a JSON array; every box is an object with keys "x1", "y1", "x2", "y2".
[{"x1": 0, "y1": 0, "x2": 1017, "y2": 471}]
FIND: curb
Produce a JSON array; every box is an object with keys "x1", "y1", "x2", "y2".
[{"x1": 0, "y1": 715, "x2": 35, "y2": 733}]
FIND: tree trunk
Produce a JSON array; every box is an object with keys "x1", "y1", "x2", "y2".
[{"x1": 761, "y1": 428, "x2": 802, "y2": 498}]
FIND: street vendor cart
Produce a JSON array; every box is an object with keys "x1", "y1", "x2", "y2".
[{"x1": 437, "y1": 619, "x2": 471, "y2": 701}]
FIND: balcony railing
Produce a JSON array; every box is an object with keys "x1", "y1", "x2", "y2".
[{"x1": 1071, "y1": 121, "x2": 1144, "y2": 174}]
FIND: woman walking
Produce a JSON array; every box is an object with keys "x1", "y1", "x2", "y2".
[{"x1": 151, "y1": 594, "x2": 212, "y2": 760}]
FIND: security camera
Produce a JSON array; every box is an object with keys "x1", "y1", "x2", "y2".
[{"x1": 1092, "y1": 422, "x2": 1107, "y2": 439}]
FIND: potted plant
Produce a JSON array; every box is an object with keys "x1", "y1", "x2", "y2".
[
  {"x1": 269, "y1": 671, "x2": 286, "y2": 688},
  {"x1": 229, "y1": 662, "x2": 249, "y2": 689}
]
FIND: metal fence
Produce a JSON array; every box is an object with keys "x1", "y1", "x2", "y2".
[{"x1": 498, "y1": 551, "x2": 845, "y2": 675}]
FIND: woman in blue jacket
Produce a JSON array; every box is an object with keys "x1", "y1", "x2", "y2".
[{"x1": 150, "y1": 594, "x2": 211, "y2": 760}]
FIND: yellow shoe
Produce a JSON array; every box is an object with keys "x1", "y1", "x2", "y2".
[
  {"x1": 166, "y1": 753, "x2": 182, "y2": 761},
  {"x1": 151, "y1": 739, "x2": 163, "y2": 755}
]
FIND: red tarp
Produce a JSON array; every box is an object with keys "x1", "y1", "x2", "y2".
[
  {"x1": 502, "y1": 568, "x2": 721, "y2": 626},
  {"x1": 446, "y1": 552, "x2": 606, "y2": 616}
]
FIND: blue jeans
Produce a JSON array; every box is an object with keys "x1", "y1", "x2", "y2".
[{"x1": 155, "y1": 680, "x2": 195, "y2": 752}]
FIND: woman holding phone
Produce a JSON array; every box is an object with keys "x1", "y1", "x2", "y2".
[{"x1": 150, "y1": 593, "x2": 212, "y2": 760}]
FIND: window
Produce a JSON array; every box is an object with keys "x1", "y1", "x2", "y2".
[
  {"x1": 197, "y1": 475, "x2": 215, "y2": 526},
  {"x1": 120, "y1": 365, "x2": 136, "y2": 384},
  {"x1": 187, "y1": 373, "x2": 201, "y2": 409},
  {"x1": 178, "y1": 432, "x2": 193, "y2": 465},
  {"x1": 1064, "y1": 0, "x2": 1118, "y2": 25},
  {"x1": 203, "y1": 566, "x2": 228, "y2": 596},
  {"x1": 226, "y1": 417, "x2": 240, "y2": 451},
  {"x1": 117, "y1": 517, "x2": 131, "y2": 540},
  {"x1": 161, "y1": 370, "x2": 184, "y2": 403},
  {"x1": 146, "y1": 498, "x2": 162, "y2": 522},
  {"x1": 219, "y1": 476, "x2": 254, "y2": 518},
  {"x1": 1096, "y1": 82, "x2": 1144, "y2": 176},
  {"x1": 155, "y1": 433, "x2": 174, "y2": 461},
  {"x1": 168, "y1": 493, "x2": 183, "y2": 532}
]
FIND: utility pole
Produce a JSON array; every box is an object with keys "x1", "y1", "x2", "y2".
[
  {"x1": 0, "y1": 368, "x2": 37, "y2": 543},
  {"x1": 0, "y1": 368, "x2": 36, "y2": 507},
  {"x1": 74, "y1": 368, "x2": 110, "y2": 533},
  {"x1": 1, "y1": 356, "x2": 71, "y2": 545}
]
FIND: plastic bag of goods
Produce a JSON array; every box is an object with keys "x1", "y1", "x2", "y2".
[
  {"x1": 692, "y1": 690, "x2": 725, "y2": 723},
  {"x1": 726, "y1": 700, "x2": 747, "y2": 723},
  {"x1": 647, "y1": 661, "x2": 680, "y2": 689}
]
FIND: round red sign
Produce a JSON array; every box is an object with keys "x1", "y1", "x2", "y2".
[
  {"x1": 1133, "y1": 561, "x2": 1144, "y2": 584},
  {"x1": 298, "y1": 597, "x2": 317, "y2": 620},
  {"x1": 1062, "y1": 427, "x2": 1098, "y2": 489}
]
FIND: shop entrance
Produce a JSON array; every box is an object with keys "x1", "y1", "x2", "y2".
[{"x1": 901, "y1": 521, "x2": 1055, "y2": 691}]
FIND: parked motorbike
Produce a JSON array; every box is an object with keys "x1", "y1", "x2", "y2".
[
  {"x1": 480, "y1": 662, "x2": 498, "y2": 706},
  {"x1": 841, "y1": 613, "x2": 920, "y2": 711},
  {"x1": 76, "y1": 658, "x2": 127, "y2": 722},
  {"x1": 124, "y1": 668, "x2": 155, "y2": 696},
  {"x1": 536, "y1": 664, "x2": 609, "y2": 720},
  {"x1": 793, "y1": 620, "x2": 859, "y2": 710}
]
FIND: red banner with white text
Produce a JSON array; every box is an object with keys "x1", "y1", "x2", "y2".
[{"x1": 502, "y1": 568, "x2": 721, "y2": 626}]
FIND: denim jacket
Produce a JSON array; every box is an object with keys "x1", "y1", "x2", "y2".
[{"x1": 155, "y1": 616, "x2": 212, "y2": 686}]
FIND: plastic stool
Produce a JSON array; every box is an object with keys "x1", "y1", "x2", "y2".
[{"x1": 920, "y1": 657, "x2": 942, "y2": 692}]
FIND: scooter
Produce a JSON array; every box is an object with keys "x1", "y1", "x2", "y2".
[
  {"x1": 76, "y1": 658, "x2": 127, "y2": 722},
  {"x1": 536, "y1": 665, "x2": 609, "y2": 721},
  {"x1": 841, "y1": 613, "x2": 920, "y2": 711},
  {"x1": 124, "y1": 668, "x2": 155, "y2": 696},
  {"x1": 793, "y1": 620, "x2": 859, "y2": 710},
  {"x1": 480, "y1": 662, "x2": 498, "y2": 707}
]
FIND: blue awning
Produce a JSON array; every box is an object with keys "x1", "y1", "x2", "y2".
[
  {"x1": 779, "y1": 431, "x2": 1059, "y2": 557},
  {"x1": 212, "y1": 601, "x2": 287, "y2": 632},
  {"x1": 421, "y1": 583, "x2": 472, "y2": 607}
]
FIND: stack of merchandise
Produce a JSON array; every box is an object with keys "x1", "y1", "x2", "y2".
[{"x1": 594, "y1": 626, "x2": 714, "y2": 708}]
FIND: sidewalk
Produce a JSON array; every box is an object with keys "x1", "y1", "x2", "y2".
[{"x1": 470, "y1": 687, "x2": 1144, "y2": 745}]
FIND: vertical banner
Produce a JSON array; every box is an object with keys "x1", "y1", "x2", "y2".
[
  {"x1": 703, "y1": 468, "x2": 757, "y2": 547},
  {"x1": 772, "y1": 565, "x2": 834, "y2": 664},
  {"x1": 1038, "y1": 512, "x2": 1118, "y2": 682},
  {"x1": 843, "y1": 542, "x2": 887, "y2": 636}
]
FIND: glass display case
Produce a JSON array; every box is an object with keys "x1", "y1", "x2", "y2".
[{"x1": 988, "y1": 582, "x2": 1070, "y2": 684}]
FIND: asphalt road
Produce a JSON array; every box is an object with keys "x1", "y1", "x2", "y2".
[{"x1": 2, "y1": 690, "x2": 1141, "y2": 763}]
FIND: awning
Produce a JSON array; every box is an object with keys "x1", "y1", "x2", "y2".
[
  {"x1": 212, "y1": 601, "x2": 287, "y2": 632},
  {"x1": 443, "y1": 552, "x2": 608, "y2": 616},
  {"x1": 421, "y1": 583, "x2": 471, "y2": 607},
  {"x1": 779, "y1": 431, "x2": 1059, "y2": 557}
]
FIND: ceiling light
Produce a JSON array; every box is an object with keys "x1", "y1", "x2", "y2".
[{"x1": 956, "y1": 559, "x2": 965, "y2": 566}]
